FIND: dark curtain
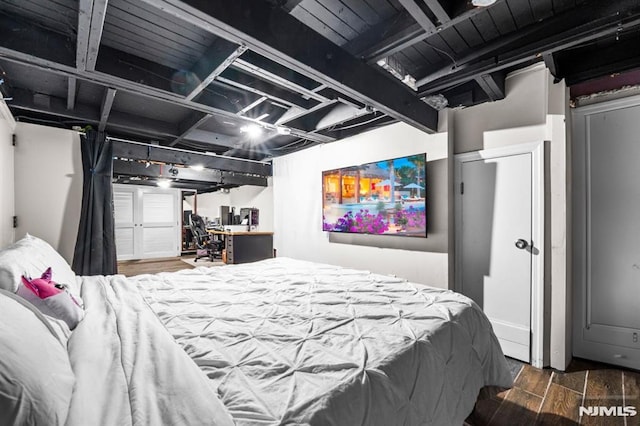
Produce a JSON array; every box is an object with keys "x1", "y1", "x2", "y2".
[{"x1": 72, "y1": 130, "x2": 118, "y2": 276}]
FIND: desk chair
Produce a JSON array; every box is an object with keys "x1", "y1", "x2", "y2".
[{"x1": 189, "y1": 214, "x2": 223, "y2": 262}]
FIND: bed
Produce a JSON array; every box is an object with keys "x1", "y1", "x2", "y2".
[{"x1": 0, "y1": 236, "x2": 512, "y2": 426}]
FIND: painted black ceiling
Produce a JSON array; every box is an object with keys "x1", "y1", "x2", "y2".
[{"x1": 1, "y1": 0, "x2": 639, "y2": 166}]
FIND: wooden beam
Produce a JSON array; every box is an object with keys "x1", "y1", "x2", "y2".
[
  {"x1": 232, "y1": 59, "x2": 329, "y2": 103},
  {"x1": 170, "y1": 112, "x2": 212, "y2": 146},
  {"x1": 98, "y1": 87, "x2": 116, "y2": 131},
  {"x1": 112, "y1": 176, "x2": 223, "y2": 192},
  {"x1": 112, "y1": 139, "x2": 272, "y2": 176},
  {"x1": 67, "y1": 77, "x2": 77, "y2": 110},
  {"x1": 77, "y1": 0, "x2": 108, "y2": 71},
  {"x1": 185, "y1": 42, "x2": 247, "y2": 101},
  {"x1": 179, "y1": 128, "x2": 240, "y2": 149},
  {"x1": 138, "y1": 0, "x2": 439, "y2": 133},
  {"x1": 474, "y1": 71, "x2": 505, "y2": 101},
  {"x1": 215, "y1": 73, "x2": 317, "y2": 109},
  {"x1": 423, "y1": 0, "x2": 450, "y2": 24},
  {"x1": 113, "y1": 159, "x2": 268, "y2": 186},
  {"x1": 417, "y1": 0, "x2": 640, "y2": 94},
  {"x1": 0, "y1": 16, "x2": 334, "y2": 146},
  {"x1": 353, "y1": 2, "x2": 504, "y2": 63},
  {"x1": 396, "y1": 0, "x2": 436, "y2": 34},
  {"x1": 8, "y1": 87, "x2": 178, "y2": 139}
]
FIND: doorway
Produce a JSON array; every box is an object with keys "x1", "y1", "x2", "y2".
[{"x1": 455, "y1": 142, "x2": 544, "y2": 368}]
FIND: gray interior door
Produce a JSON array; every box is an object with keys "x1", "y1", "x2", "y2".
[{"x1": 573, "y1": 99, "x2": 640, "y2": 370}]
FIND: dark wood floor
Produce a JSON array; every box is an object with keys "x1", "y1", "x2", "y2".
[
  {"x1": 467, "y1": 358, "x2": 640, "y2": 426},
  {"x1": 117, "y1": 257, "x2": 194, "y2": 277}
]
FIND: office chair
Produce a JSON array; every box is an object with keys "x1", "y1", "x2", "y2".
[{"x1": 189, "y1": 214, "x2": 223, "y2": 262}]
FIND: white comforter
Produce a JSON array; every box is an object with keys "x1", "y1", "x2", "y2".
[
  {"x1": 65, "y1": 274, "x2": 235, "y2": 426},
  {"x1": 130, "y1": 258, "x2": 512, "y2": 426}
]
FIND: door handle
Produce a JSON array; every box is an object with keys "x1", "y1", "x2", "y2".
[{"x1": 515, "y1": 239, "x2": 528, "y2": 250}]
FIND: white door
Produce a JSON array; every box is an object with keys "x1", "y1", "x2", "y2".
[
  {"x1": 456, "y1": 143, "x2": 544, "y2": 367},
  {"x1": 113, "y1": 185, "x2": 180, "y2": 261},
  {"x1": 573, "y1": 98, "x2": 640, "y2": 370},
  {"x1": 113, "y1": 186, "x2": 137, "y2": 260},
  {"x1": 139, "y1": 191, "x2": 180, "y2": 258}
]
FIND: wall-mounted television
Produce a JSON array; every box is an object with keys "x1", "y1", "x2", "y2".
[{"x1": 322, "y1": 154, "x2": 427, "y2": 237}]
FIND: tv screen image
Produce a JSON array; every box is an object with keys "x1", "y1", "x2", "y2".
[{"x1": 322, "y1": 154, "x2": 427, "y2": 237}]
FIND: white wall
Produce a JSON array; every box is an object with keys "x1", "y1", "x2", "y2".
[
  {"x1": 13, "y1": 123, "x2": 82, "y2": 263},
  {"x1": 273, "y1": 122, "x2": 449, "y2": 288},
  {"x1": 0, "y1": 100, "x2": 15, "y2": 248}
]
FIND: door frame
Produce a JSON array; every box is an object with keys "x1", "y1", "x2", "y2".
[
  {"x1": 572, "y1": 95, "x2": 640, "y2": 369},
  {"x1": 454, "y1": 141, "x2": 545, "y2": 368}
]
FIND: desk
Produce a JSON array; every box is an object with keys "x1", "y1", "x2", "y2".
[{"x1": 208, "y1": 231, "x2": 274, "y2": 264}]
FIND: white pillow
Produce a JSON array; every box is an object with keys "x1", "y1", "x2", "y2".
[
  {"x1": 0, "y1": 289, "x2": 75, "y2": 426},
  {"x1": 0, "y1": 234, "x2": 79, "y2": 294}
]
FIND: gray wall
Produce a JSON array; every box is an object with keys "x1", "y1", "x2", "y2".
[
  {"x1": 13, "y1": 123, "x2": 83, "y2": 263},
  {"x1": 0, "y1": 101, "x2": 15, "y2": 248}
]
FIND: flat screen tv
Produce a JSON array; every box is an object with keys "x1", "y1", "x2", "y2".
[{"x1": 322, "y1": 154, "x2": 427, "y2": 237}]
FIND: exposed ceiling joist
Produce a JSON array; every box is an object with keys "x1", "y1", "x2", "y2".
[
  {"x1": 181, "y1": 129, "x2": 239, "y2": 149},
  {"x1": 113, "y1": 176, "x2": 222, "y2": 192},
  {"x1": 113, "y1": 159, "x2": 268, "y2": 187},
  {"x1": 397, "y1": 0, "x2": 436, "y2": 33},
  {"x1": 67, "y1": 77, "x2": 77, "y2": 110},
  {"x1": 232, "y1": 59, "x2": 329, "y2": 103},
  {"x1": 344, "y1": 12, "x2": 420, "y2": 59},
  {"x1": 10, "y1": 87, "x2": 178, "y2": 139},
  {"x1": 98, "y1": 87, "x2": 116, "y2": 132},
  {"x1": 215, "y1": 75, "x2": 313, "y2": 110},
  {"x1": 77, "y1": 0, "x2": 108, "y2": 71},
  {"x1": 557, "y1": 34, "x2": 640, "y2": 86},
  {"x1": 0, "y1": 14, "x2": 333, "y2": 146},
  {"x1": 417, "y1": 1, "x2": 640, "y2": 95},
  {"x1": 277, "y1": 0, "x2": 304, "y2": 13},
  {"x1": 423, "y1": 0, "x2": 450, "y2": 24},
  {"x1": 138, "y1": 0, "x2": 439, "y2": 133},
  {"x1": 185, "y1": 41, "x2": 247, "y2": 101},
  {"x1": 170, "y1": 112, "x2": 211, "y2": 146},
  {"x1": 356, "y1": 1, "x2": 504, "y2": 63},
  {"x1": 11, "y1": 87, "x2": 98, "y2": 123},
  {"x1": 112, "y1": 139, "x2": 272, "y2": 176},
  {"x1": 474, "y1": 71, "x2": 505, "y2": 101}
]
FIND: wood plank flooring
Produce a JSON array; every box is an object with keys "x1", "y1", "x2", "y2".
[
  {"x1": 467, "y1": 358, "x2": 640, "y2": 425},
  {"x1": 117, "y1": 257, "x2": 194, "y2": 277}
]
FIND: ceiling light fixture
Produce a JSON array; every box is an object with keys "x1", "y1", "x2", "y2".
[
  {"x1": 471, "y1": 0, "x2": 497, "y2": 6},
  {"x1": 240, "y1": 123, "x2": 263, "y2": 139},
  {"x1": 157, "y1": 179, "x2": 171, "y2": 188}
]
